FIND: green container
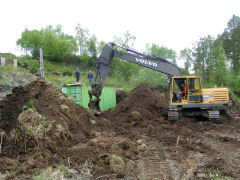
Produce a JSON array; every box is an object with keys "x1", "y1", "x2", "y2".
[{"x1": 61, "y1": 85, "x2": 116, "y2": 112}]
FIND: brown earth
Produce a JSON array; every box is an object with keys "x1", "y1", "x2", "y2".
[
  {"x1": 0, "y1": 80, "x2": 240, "y2": 179},
  {"x1": 115, "y1": 88, "x2": 127, "y2": 104}
]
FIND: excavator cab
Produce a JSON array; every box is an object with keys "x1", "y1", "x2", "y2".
[
  {"x1": 170, "y1": 76, "x2": 203, "y2": 104},
  {"x1": 171, "y1": 78, "x2": 187, "y2": 102}
]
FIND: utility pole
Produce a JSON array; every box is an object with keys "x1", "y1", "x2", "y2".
[{"x1": 39, "y1": 47, "x2": 45, "y2": 80}]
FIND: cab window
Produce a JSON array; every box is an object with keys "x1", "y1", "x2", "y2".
[
  {"x1": 172, "y1": 78, "x2": 187, "y2": 102},
  {"x1": 188, "y1": 78, "x2": 200, "y2": 91}
]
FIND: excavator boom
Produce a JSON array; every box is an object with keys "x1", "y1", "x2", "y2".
[{"x1": 88, "y1": 43, "x2": 181, "y2": 114}]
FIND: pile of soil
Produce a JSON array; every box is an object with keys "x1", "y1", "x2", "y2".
[
  {"x1": 0, "y1": 80, "x2": 240, "y2": 179},
  {"x1": 0, "y1": 80, "x2": 139, "y2": 179},
  {"x1": 115, "y1": 88, "x2": 127, "y2": 103},
  {"x1": 99, "y1": 84, "x2": 169, "y2": 137}
]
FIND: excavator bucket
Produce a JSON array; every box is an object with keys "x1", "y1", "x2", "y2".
[
  {"x1": 88, "y1": 84, "x2": 102, "y2": 115},
  {"x1": 88, "y1": 97, "x2": 101, "y2": 115}
]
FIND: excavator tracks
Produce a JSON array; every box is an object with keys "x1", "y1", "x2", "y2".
[
  {"x1": 168, "y1": 111, "x2": 179, "y2": 122},
  {"x1": 168, "y1": 110, "x2": 220, "y2": 123},
  {"x1": 207, "y1": 110, "x2": 220, "y2": 122}
]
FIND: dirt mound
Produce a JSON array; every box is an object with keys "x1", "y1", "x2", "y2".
[
  {"x1": 0, "y1": 79, "x2": 91, "y2": 133},
  {"x1": 99, "y1": 84, "x2": 169, "y2": 137},
  {"x1": 0, "y1": 80, "x2": 139, "y2": 179},
  {"x1": 114, "y1": 83, "x2": 169, "y2": 113}
]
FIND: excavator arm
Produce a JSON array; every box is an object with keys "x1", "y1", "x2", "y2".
[{"x1": 88, "y1": 43, "x2": 181, "y2": 114}]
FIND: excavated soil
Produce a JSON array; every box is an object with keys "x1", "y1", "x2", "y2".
[{"x1": 0, "y1": 80, "x2": 240, "y2": 179}]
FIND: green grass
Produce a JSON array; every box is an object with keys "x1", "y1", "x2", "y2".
[
  {"x1": 0, "y1": 65, "x2": 17, "y2": 87},
  {"x1": 43, "y1": 60, "x2": 136, "y2": 92},
  {"x1": 0, "y1": 65, "x2": 15, "y2": 72}
]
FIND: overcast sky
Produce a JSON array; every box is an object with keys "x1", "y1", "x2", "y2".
[{"x1": 0, "y1": 0, "x2": 239, "y2": 56}]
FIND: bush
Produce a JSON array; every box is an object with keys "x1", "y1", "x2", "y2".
[
  {"x1": 62, "y1": 67, "x2": 73, "y2": 76},
  {"x1": 18, "y1": 58, "x2": 39, "y2": 74}
]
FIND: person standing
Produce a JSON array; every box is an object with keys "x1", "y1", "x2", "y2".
[
  {"x1": 88, "y1": 70, "x2": 94, "y2": 85},
  {"x1": 75, "y1": 67, "x2": 80, "y2": 82}
]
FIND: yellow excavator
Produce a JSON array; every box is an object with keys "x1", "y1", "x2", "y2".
[{"x1": 88, "y1": 43, "x2": 231, "y2": 122}]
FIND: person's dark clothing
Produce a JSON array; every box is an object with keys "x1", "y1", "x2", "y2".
[
  {"x1": 88, "y1": 73, "x2": 93, "y2": 80},
  {"x1": 88, "y1": 72, "x2": 93, "y2": 85},
  {"x1": 75, "y1": 70, "x2": 80, "y2": 82}
]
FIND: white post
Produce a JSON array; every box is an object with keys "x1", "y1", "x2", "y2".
[
  {"x1": 0, "y1": 57, "x2": 5, "y2": 66},
  {"x1": 13, "y1": 59, "x2": 17, "y2": 68},
  {"x1": 39, "y1": 48, "x2": 45, "y2": 79}
]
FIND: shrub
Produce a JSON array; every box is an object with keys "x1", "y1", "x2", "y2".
[{"x1": 22, "y1": 99, "x2": 36, "y2": 111}]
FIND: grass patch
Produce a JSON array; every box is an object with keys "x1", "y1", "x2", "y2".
[
  {"x1": 33, "y1": 168, "x2": 53, "y2": 180},
  {"x1": 18, "y1": 58, "x2": 40, "y2": 74},
  {"x1": 0, "y1": 65, "x2": 15, "y2": 72},
  {"x1": 108, "y1": 154, "x2": 125, "y2": 172},
  {"x1": 32, "y1": 162, "x2": 94, "y2": 180},
  {"x1": 22, "y1": 99, "x2": 36, "y2": 111},
  {"x1": 58, "y1": 165, "x2": 72, "y2": 178}
]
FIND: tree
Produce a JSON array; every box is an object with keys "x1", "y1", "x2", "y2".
[
  {"x1": 17, "y1": 29, "x2": 43, "y2": 58},
  {"x1": 111, "y1": 31, "x2": 138, "y2": 80},
  {"x1": 180, "y1": 48, "x2": 192, "y2": 73},
  {"x1": 150, "y1": 44, "x2": 177, "y2": 64},
  {"x1": 113, "y1": 30, "x2": 136, "y2": 48},
  {"x1": 220, "y1": 14, "x2": 240, "y2": 74},
  {"x1": 75, "y1": 24, "x2": 98, "y2": 58},
  {"x1": 213, "y1": 40, "x2": 228, "y2": 87},
  {"x1": 86, "y1": 35, "x2": 97, "y2": 58},
  {"x1": 17, "y1": 25, "x2": 78, "y2": 61},
  {"x1": 192, "y1": 36, "x2": 228, "y2": 87},
  {"x1": 192, "y1": 36, "x2": 216, "y2": 86},
  {"x1": 75, "y1": 24, "x2": 90, "y2": 55},
  {"x1": 98, "y1": 41, "x2": 106, "y2": 55},
  {"x1": 145, "y1": 43, "x2": 151, "y2": 54}
]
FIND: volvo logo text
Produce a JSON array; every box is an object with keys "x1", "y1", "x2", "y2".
[{"x1": 136, "y1": 58, "x2": 157, "y2": 67}]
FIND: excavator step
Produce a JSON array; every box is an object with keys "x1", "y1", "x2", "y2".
[{"x1": 168, "y1": 111, "x2": 179, "y2": 122}]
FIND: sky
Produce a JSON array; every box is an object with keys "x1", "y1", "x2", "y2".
[{"x1": 0, "y1": 0, "x2": 240, "y2": 57}]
